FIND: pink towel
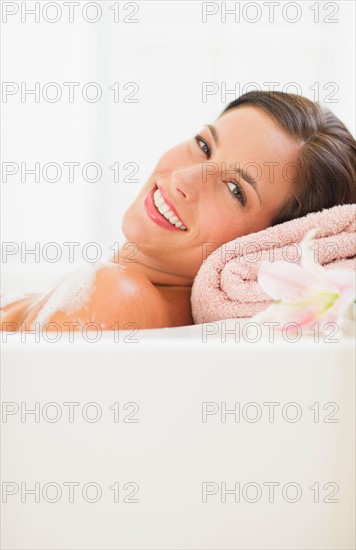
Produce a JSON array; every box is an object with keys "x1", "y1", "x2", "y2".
[{"x1": 191, "y1": 204, "x2": 356, "y2": 324}]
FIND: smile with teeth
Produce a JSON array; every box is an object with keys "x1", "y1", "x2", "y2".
[{"x1": 153, "y1": 188, "x2": 187, "y2": 230}]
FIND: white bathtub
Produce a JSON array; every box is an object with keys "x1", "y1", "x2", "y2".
[{"x1": 1, "y1": 269, "x2": 355, "y2": 549}]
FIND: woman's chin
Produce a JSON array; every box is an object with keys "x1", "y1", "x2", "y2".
[{"x1": 121, "y1": 208, "x2": 153, "y2": 246}]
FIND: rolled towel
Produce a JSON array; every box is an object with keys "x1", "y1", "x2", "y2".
[{"x1": 191, "y1": 204, "x2": 356, "y2": 324}]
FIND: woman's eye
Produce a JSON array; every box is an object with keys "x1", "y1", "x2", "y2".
[
  {"x1": 194, "y1": 134, "x2": 211, "y2": 159},
  {"x1": 227, "y1": 181, "x2": 246, "y2": 206},
  {"x1": 193, "y1": 135, "x2": 246, "y2": 206}
]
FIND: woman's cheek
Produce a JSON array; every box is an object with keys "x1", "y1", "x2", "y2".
[{"x1": 155, "y1": 143, "x2": 189, "y2": 172}]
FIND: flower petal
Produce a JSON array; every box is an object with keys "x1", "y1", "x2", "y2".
[
  {"x1": 324, "y1": 268, "x2": 355, "y2": 296},
  {"x1": 299, "y1": 228, "x2": 328, "y2": 283},
  {"x1": 257, "y1": 260, "x2": 315, "y2": 301},
  {"x1": 252, "y1": 301, "x2": 320, "y2": 330}
]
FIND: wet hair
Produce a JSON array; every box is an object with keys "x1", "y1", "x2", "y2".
[{"x1": 220, "y1": 90, "x2": 356, "y2": 226}]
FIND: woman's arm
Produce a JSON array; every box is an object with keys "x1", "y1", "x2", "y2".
[{"x1": 0, "y1": 293, "x2": 42, "y2": 330}]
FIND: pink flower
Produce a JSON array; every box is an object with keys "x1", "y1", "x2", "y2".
[{"x1": 252, "y1": 228, "x2": 356, "y2": 330}]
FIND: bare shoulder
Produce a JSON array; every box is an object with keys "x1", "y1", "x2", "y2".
[
  {"x1": 106, "y1": 265, "x2": 194, "y2": 329},
  {"x1": 21, "y1": 262, "x2": 171, "y2": 331},
  {"x1": 100, "y1": 263, "x2": 171, "y2": 329}
]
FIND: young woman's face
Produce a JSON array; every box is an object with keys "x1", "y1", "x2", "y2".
[{"x1": 122, "y1": 106, "x2": 299, "y2": 282}]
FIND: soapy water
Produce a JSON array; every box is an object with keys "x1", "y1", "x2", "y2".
[
  {"x1": 29, "y1": 261, "x2": 124, "y2": 329},
  {"x1": 1, "y1": 291, "x2": 30, "y2": 309},
  {"x1": 1, "y1": 261, "x2": 125, "y2": 328}
]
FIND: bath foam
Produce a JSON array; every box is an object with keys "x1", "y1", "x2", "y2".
[
  {"x1": 31, "y1": 261, "x2": 123, "y2": 329},
  {"x1": 1, "y1": 291, "x2": 30, "y2": 309}
]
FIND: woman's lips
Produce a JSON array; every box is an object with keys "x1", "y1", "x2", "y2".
[
  {"x1": 144, "y1": 184, "x2": 187, "y2": 232},
  {"x1": 157, "y1": 184, "x2": 186, "y2": 225}
]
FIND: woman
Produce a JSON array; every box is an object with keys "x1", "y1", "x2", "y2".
[{"x1": 2, "y1": 91, "x2": 356, "y2": 331}]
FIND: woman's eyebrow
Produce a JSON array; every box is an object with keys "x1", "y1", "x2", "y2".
[
  {"x1": 204, "y1": 123, "x2": 262, "y2": 205},
  {"x1": 205, "y1": 123, "x2": 220, "y2": 146}
]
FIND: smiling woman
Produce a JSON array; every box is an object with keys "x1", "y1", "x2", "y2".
[{"x1": 1, "y1": 91, "x2": 355, "y2": 331}]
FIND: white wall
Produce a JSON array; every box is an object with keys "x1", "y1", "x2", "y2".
[{"x1": 1, "y1": 0, "x2": 355, "y2": 291}]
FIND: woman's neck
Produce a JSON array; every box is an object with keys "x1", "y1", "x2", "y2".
[
  {"x1": 112, "y1": 243, "x2": 195, "y2": 326},
  {"x1": 113, "y1": 243, "x2": 194, "y2": 288}
]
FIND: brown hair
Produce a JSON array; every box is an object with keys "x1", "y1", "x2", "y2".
[{"x1": 220, "y1": 91, "x2": 356, "y2": 226}]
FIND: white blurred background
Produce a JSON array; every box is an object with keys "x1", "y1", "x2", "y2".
[{"x1": 1, "y1": 0, "x2": 355, "y2": 292}]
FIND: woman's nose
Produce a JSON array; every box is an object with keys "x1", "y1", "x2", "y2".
[{"x1": 171, "y1": 164, "x2": 213, "y2": 201}]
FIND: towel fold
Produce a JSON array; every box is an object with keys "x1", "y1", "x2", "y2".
[{"x1": 191, "y1": 204, "x2": 356, "y2": 324}]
